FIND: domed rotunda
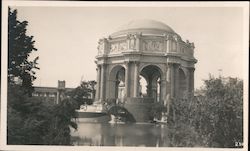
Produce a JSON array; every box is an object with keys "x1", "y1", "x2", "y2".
[{"x1": 95, "y1": 19, "x2": 197, "y2": 122}]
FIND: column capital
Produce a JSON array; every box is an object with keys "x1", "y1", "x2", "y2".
[
  {"x1": 160, "y1": 79, "x2": 166, "y2": 83},
  {"x1": 135, "y1": 32, "x2": 142, "y2": 38},
  {"x1": 167, "y1": 62, "x2": 180, "y2": 69},
  {"x1": 100, "y1": 63, "x2": 107, "y2": 67},
  {"x1": 131, "y1": 61, "x2": 140, "y2": 66},
  {"x1": 164, "y1": 34, "x2": 173, "y2": 40},
  {"x1": 124, "y1": 60, "x2": 131, "y2": 65}
]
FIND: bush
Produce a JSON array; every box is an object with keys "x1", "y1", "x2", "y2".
[
  {"x1": 150, "y1": 103, "x2": 167, "y2": 120},
  {"x1": 167, "y1": 76, "x2": 243, "y2": 147},
  {"x1": 7, "y1": 85, "x2": 78, "y2": 145}
]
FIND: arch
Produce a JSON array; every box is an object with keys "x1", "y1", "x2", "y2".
[
  {"x1": 109, "y1": 64, "x2": 125, "y2": 81},
  {"x1": 139, "y1": 65, "x2": 163, "y2": 102},
  {"x1": 108, "y1": 65, "x2": 126, "y2": 100},
  {"x1": 139, "y1": 63, "x2": 164, "y2": 78}
]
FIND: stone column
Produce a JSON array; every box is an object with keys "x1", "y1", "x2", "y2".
[
  {"x1": 166, "y1": 63, "x2": 174, "y2": 114},
  {"x1": 95, "y1": 65, "x2": 101, "y2": 100},
  {"x1": 151, "y1": 78, "x2": 158, "y2": 102},
  {"x1": 189, "y1": 67, "x2": 195, "y2": 98},
  {"x1": 166, "y1": 35, "x2": 172, "y2": 53},
  {"x1": 100, "y1": 64, "x2": 106, "y2": 101},
  {"x1": 160, "y1": 79, "x2": 167, "y2": 105},
  {"x1": 153, "y1": 87, "x2": 157, "y2": 102},
  {"x1": 125, "y1": 61, "x2": 130, "y2": 97},
  {"x1": 174, "y1": 64, "x2": 180, "y2": 98},
  {"x1": 166, "y1": 65, "x2": 171, "y2": 102},
  {"x1": 115, "y1": 80, "x2": 120, "y2": 98},
  {"x1": 186, "y1": 68, "x2": 190, "y2": 98},
  {"x1": 146, "y1": 77, "x2": 153, "y2": 97},
  {"x1": 133, "y1": 61, "x2": 139, "y2": 97},
  {"x1": 170, "y1": 64, "x2": 175, "y2": 97}
]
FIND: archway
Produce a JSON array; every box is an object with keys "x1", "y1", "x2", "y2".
[
  {"x1": 139, "y1": 65, "x2": 162, "y2": 102},
  {"x1": 109, "y1": 65, "x2": 125, "y2": 101}
]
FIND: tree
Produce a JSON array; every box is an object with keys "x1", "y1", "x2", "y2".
[
  {"x1": 43, "y1": 98, "x2": 78, "y2": 145},
  {"x1": 8, "y1": 90, "x2": 78, "y2": 145},
  {"x1": 8, "y1": 7, "x2": 39, "y2": 95},
  {"x1": 195, "y1": 76, "x2": 243, "y2": 147},
  {"x1": 88, "y1": 80, "x2": 97, "y2": 99},
  {"x1": 167, "y1": 76, "x2": 243, "y2": 147},
  {"x1": 68, "y1": 80, "x2": 96, "y2": 108},
  {"x1": 7, "y1": 87, "x2": 53, "y2": 144},
  {"x1": 8, "y1": 8, "x2": 42, "y2": 144},
  {"x1": 7, "y1": 8, "x2": 77, "y2": 145}
]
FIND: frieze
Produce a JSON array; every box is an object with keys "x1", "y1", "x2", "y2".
[
  {"x1": 142, "y1": 40, "x2": 163, "y2": 52},
  {"x1": 110, "y1": 41, "x2": 127, "y2": 53}
]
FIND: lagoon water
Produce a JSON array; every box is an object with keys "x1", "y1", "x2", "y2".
[{"x1": 71, "y1": 122, "x2": 171, "y2": 147}]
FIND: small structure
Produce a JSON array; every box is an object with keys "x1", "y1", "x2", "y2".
[{"x1": 95, "y1": 19, "x2": 197, "y2": 122}]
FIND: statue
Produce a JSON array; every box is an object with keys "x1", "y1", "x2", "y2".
[{"x1": 128, "y1": 34, "x2": 136, "y2": 50}]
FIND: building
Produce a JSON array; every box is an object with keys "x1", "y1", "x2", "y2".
[
  {"x1": 95, "y1": 19, "x2": 197, "y2": 122},
  {"x1": 32, "y1": 80, "x2": 74, "y2": 104}
]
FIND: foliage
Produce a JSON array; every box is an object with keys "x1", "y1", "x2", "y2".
[
  {"x1": 67, "y1": 80, "x2": 96, "y2": 108},
  {"x1": 166, "y1": 97, "x2": 203, "y2": 147},
  {"x1": 8, "y1": 85, "x2": 51, "y2": 144},
  {"x1": 43, "y1": 98, "x2": 78, "y2": 145},
  {"x1": 194, "y1": 76, "x2": 243, "y2": 147},
  {"x1": 7, "y1": 8, "x2": 77, "y2": 145},
  {"x1": 150, "y1": 102, "x2": 167, "y2": 120},
  {"x1": 167, "y1": 76, "x2": 243, "y2": 147},
  {"x1": 8, "y1": 7, "x2": 39, "y2": 96},
  {"x1": 7, "y1": 85, "x2": 78, "y2": 145}
]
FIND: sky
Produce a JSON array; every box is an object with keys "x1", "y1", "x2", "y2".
[{"x1": 10, "y1": 4, "x2": 246, "y2": 89}]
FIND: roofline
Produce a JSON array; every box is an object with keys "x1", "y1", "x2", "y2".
[{"x1": 33, "y1": 86, "x2": 75, "y2": 90}]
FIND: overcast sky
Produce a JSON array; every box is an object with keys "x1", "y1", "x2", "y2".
[{"x1": 11, "y1": 4, "x2": 245, "y2": 89}]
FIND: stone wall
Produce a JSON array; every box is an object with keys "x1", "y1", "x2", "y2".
[{"x1": 124, "y1": 98, "x2": 154, "y2": 122}]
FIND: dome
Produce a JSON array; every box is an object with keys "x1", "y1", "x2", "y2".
[{"x1": 111, "y1": 19, "x2": 175, "y2": 37}]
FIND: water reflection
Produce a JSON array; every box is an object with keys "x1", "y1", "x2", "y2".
[{"x1": 71, "y1": 122, "x2": 170, "y2": 147}]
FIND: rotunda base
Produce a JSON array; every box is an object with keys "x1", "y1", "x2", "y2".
[{"x1": 124, "y1": 98, "x2": 155, "y2": 123}]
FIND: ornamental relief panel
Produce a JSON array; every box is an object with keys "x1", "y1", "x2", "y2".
[
  {"x1": 97, "y1": 40, "x2": 104, "y2": 55},
  {"x1": 110, "y1": 41, "x2": 127, "y2": 53},
  {"x1": 142, "y1": 40, "x2": 163, "y2": 52}
]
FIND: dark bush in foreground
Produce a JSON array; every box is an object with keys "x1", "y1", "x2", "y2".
[{"x1": 167, "y1": 76, "x2": 243, "y2": 147}]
